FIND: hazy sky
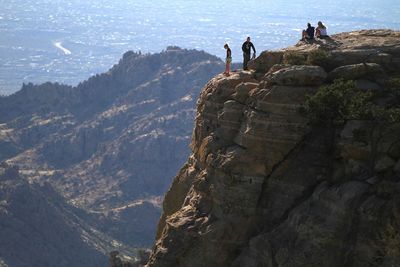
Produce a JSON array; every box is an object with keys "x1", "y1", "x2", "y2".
[{"x1": 1, "y1": 0, "x2": 399, "y2": 93}]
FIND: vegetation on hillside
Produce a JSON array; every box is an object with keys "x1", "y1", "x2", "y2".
[{"x1": 301, "y1": 78, "x2": 400, "y2": 127}]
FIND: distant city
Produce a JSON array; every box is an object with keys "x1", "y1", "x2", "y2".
[{"x1": 1, "y1": 0, "x2": 400, "y2": 94}]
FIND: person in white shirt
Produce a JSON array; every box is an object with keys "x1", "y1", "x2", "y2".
[{"x1": 316, "y1": 21, "x2": 328, "y2": 38}]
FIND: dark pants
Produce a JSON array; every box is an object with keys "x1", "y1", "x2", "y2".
[{"x1": 243, "y1": 53, "x2": 251, "y2": 70}]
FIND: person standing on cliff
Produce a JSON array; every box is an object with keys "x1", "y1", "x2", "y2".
[
  {"x1": 224, "y1": 43, "x2": 232, "y2": 76},
  {"x1": 242, "y1": 37, "x2": 256, "y2": 70}
]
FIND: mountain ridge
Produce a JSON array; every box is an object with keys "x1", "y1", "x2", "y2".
[{"x1": 0, "y1": 47, "x2": 226, "y2": 266}]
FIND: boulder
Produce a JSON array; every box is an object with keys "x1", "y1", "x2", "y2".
[
  {"x1": 328, "y1": 62, "x2": 386, "y2": 81},
  {"x1": 330, "y1": 49, "x2": 392, "y2": 68},
  {"x1": 232, "y1": 82, "x2": 258, "y2": 103},
  {"x1": 264, "y1": 65, "x2": 327, "y2": 86},
  {"x1": 266, "y1": 64, "x2": 291, "y2": 74},
  {"x1": 248, "y1": 51, "x2": 284, "y2": 73}
]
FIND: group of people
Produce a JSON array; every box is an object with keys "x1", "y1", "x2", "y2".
[
  {"x1": 301, "y1": 21, "x2": 328, "y2": 40},
  {"x1": 223, "y1": 37, "x2": 256, "y2": 76},
  {"x1": 223, "y1": 21, "x2": 327, "y2": 75}
]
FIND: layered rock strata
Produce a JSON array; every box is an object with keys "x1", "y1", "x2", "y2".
[{"x1": 148, "y1": 30, "x2": 400, "y2": 266}]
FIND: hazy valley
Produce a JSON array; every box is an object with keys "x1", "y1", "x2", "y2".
[{"x1": 0, "y1": 47, "x2": 225, "y2": 266}]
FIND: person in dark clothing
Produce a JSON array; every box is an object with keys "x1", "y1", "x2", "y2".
[
  {"x1": 302, "y1": 23, "x2": 315, "y2": 40},
  {"x1": 224, "y1": 43, "x2": 232, "y2": 76},
  {"x1": 242, "y1": 37, "x2": 256, "y2": 70}
]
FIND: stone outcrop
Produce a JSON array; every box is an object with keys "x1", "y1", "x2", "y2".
[
  {"x1": 247, "y1": 51, "x2": 284, "y2": 73},
  {"x1": 264, "y1": 65, "x2": 327, "y2": 86},
  {"x1": 148, "y1": 30, "x2": 400, "y2": 266},
  {"x1": 327, "y1": 62, "x2": 386, "y2": 81}
]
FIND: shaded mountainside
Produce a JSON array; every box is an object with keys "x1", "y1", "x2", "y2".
[
  {"x1": 0, "y1": 163, "x2": 121, "y2": 267},
  {"x1": 0, "y1": 47, "x2": 225, "y2": 265},
  {"x1": 148, "y1": 30, "x2": 400, "y2": 266}
]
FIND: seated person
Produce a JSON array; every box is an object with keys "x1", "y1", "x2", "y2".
[
  {"x1": 302, "y1": 23, "x2": 315, "y2": 40},
  {"x1": 315, "y1": 21, "x2": 328, "y2": 38}
]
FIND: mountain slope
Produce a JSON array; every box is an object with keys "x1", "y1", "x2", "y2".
[
  {"x1": 0, "y1": 163, "x2": 113, "y2": 267},
  {"x1": 0, "y1": 47, "x2": 225, "y2": 263}
]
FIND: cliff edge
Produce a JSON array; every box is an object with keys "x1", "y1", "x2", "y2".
[{"x1": 148, "y1": 30, "x2": 400, "y2": 266}]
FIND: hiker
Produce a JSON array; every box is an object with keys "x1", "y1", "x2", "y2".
[
  {"x1": 224, "y1": 43, "x2": 232, "y2": 76},
  {"x1": 301, "y1": 23, "x2": 315, "y2": 40},
  {"x1": 316, "y1": 21, "x2": 328, "y2": 38},
  {"x1": 242, "y1": 37, "x2": 256, "y2": 70}
]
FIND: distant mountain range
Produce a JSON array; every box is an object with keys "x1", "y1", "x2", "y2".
[{"x1": 0, "y1": 47, "x2": 225, "y2": 266}]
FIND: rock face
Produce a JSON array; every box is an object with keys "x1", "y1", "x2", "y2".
[
  {"x1": 0, "y1": 47, "x2": 225, "y2": 265},
  {"x1": 148, "y1": 30, "x2": 400, "y2": 266}
]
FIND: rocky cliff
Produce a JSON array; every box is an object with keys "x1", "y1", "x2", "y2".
[{"x1": 148, "y1": 30, "x2": 400, "y2": 266}]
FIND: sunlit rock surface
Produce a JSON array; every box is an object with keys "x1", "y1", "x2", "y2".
[{"x1": 148, "y1": 30, "x2": 400, "y2": 267}]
